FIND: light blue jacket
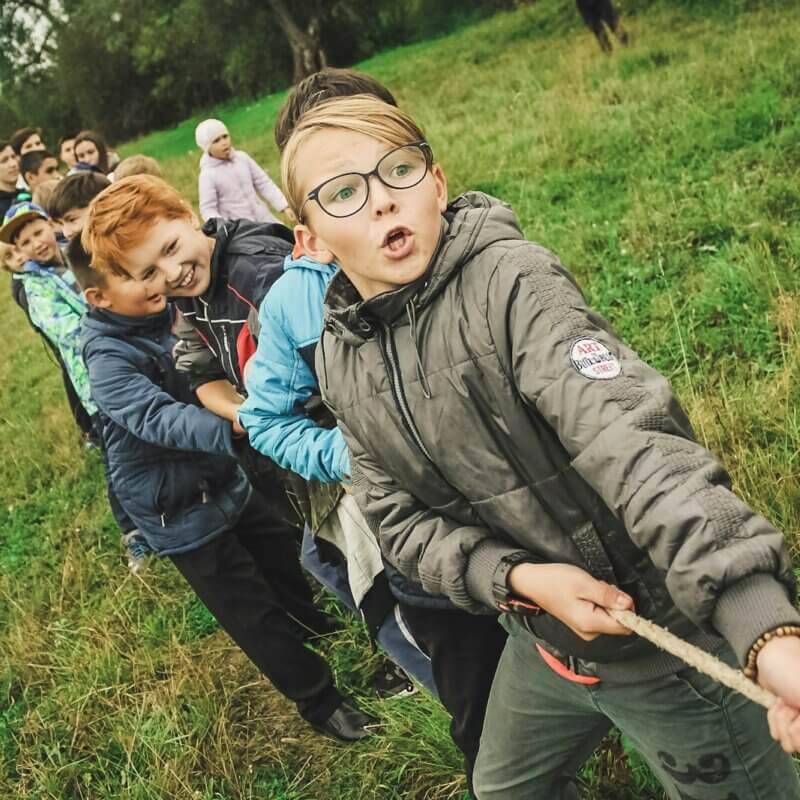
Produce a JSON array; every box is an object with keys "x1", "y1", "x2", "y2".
[{"x1": 240, "y1": 255, "x2": 350, "y2": 483}]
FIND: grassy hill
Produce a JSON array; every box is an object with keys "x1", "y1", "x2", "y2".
[{"x1": 3, "y1": 1, "x2": 800, "y2": 797}]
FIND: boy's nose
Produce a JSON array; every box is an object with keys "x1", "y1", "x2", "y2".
[{"x1": 369, "y1": 178, "x2": 398, "y2": 217}]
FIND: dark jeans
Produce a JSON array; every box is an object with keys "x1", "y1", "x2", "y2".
[
  {"x1": 400, "y1": 603, "x2": 508, "y2": 788},
  {"x1": 169, "y1": 491, "x2": 344, "y2": 724}
]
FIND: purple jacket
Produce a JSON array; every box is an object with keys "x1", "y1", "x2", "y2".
[{"x1": 198, "y1": 149, "x2": 288, "y2": 224}]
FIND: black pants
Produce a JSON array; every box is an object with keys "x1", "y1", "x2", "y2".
[
  {"x1": 576, "y1": 0, "x2": 625, "y2": 51},
  {"x1": 170, "y1": 491, "x2": 343, "y2": 724},
  {"x1": 55, "y1": 349, "x2": 96, "y2": 441},
  {"x1": 399, "y1": 604, "x2": 508, "y2": 788}
]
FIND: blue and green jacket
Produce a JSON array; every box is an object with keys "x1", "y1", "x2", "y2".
[{"x1": 15, "y1": 261, "x2": 96, "y2": 415}]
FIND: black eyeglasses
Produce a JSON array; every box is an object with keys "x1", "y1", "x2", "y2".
[{"x1": 299, "y1": 141, "x2": 433, "y2": 222}]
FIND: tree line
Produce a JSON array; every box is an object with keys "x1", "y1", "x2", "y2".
[{"x1": 0, "y1": 0, "x2": 517, "y2": 146}]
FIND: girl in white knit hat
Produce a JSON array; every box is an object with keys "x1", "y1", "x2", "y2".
[{"x1": 195, "y1": 118, "x2": 291, "y2": 225}]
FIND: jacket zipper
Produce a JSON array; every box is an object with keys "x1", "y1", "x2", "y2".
[
  {"x1": 378, "y1": 322, "x2": 435, "y2": 463},
  {"x1": 201, "y1": 297, "x2": 238, "y2": 384},
  {"x1": 222, "y1": 327, "x2": 237, "y2": 385}
]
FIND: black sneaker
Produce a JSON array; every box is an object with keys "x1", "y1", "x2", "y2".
[
  {"x1": 370, "y1": 664, "x2": 417, "y2": 699},
  {"x1": 311, "y1": 700, "x2": 381, "y2": 743}
]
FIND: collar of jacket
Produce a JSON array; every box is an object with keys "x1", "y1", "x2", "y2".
[
  {"x1": 322, "y1": 191, "x2": 523, "y2": 346},
  {"x1": 22, "y1": 258, "x2": 64, "y2": 274},
  {"x1": 283, "y1": 253, "x2": 337, "y2": 276},
  {"x1": 199, "y1": 149, "x2": 238, "y2": 170},
  {"x1": 201, "y1": 217, "x2": 295, "y2": 299},
  {"x1": 86, "y1": 305, "x2": 173, "y2": 337},
  {"x1": 202, "y1": 217, "x2": 233, "y2": 298}
]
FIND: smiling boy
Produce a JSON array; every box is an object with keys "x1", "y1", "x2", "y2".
[
  {"x1": 82, "y1": 176, "x2": 290, "y2": 428},
  {"x1": 0, "y1": 201, "x2": 95, "y2": 419},
  {"x1": 70, "y1": 237, "x2": 374, "y2": 741},
  {"x1": 281, "y1": 95, "x2": 800, "y2": 799},
  {"x1": 81, "y1": 176, "x2": 381, "y2": 741}
]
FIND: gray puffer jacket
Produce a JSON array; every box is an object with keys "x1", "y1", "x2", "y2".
[{"x1": 318, "y1": 192, "x2": 799, "y2": 673}]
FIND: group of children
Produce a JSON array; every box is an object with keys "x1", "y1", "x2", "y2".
[{"x1": 5, "y1": 67, "x2": 800, "y2": 800}]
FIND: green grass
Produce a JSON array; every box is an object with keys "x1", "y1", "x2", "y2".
[{"x1": 4, "y1": 1, "x2": 800, "y2": 797}]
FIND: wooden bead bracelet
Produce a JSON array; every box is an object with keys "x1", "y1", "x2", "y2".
[{"x1": 743, "y1": 625, "x2": 800, "y2": 680}]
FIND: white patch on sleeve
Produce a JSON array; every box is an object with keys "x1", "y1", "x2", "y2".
[{"x1": 570, "y1": 337, "x2": 621, "y2": 380}]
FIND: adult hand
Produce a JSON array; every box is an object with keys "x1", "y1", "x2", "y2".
[
  {"x1": 757, "y1": 636, "x2": 800, "y2": 752},
  {"x1": 232, "y1": 418, "x2": 246, "y2": 437},
  {"x1": 508, "y1": 562, "x2": 634, "y2": 641}
]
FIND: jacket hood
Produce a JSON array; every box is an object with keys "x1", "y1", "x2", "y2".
[
  {"x1": 323, "y1": 192, "x2": 523, "y2": 346},
  {"x1": 82, "y1": 306, "x2": 173, "y2": 347},
  {"x1": 283, "y1": 253, "x2": 337, "y2": 276},
  {"x1": 200, "y1": 217, "x2": 294, "y2": 298}
]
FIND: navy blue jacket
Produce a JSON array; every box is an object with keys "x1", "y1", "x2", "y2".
[{"x1": 81, "y1": 306, "x2": 252, "y2": 555}]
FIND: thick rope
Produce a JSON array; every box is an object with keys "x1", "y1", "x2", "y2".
[{"x1": 607, "y1": 608, "x2": 776, "y2": 709}]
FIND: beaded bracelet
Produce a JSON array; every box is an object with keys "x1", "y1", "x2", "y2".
[{"x1": 743, "y1": 625, "x2": 800, "y2": 680}]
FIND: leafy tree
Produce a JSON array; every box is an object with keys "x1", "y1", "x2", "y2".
[{"x1": 0, "y1": 0, "x2": 524, "y2": 143}]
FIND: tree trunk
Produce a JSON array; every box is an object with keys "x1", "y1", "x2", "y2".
[{"x1": 265, "y1": 0, "x2": 327, "y2": 83}]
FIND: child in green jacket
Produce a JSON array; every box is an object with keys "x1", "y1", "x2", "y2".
[{"x1": 0, "y1": 201, "x2": 95, "y2": 419}]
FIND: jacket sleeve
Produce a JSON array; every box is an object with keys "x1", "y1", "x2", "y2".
[
  {"x1": 172, "y1": 311, "x2": 227, "y2": 390},
  {"x1": 333, "y1": 407, "x2": 528, "y2": 615},
  {"x1": 245, "y1": 153, "x2": 288, "y2": 213},
  {"x1": 85, "y1": 341, "x2": 235, "y2": 456},
  {"x1": 198, "y1": 169, "x2": 219, "y2": 222},
  {"x1": 491, "y1": 242, "x2": 799, "y2": 663},
  {"x1": 26, "y1": 284, "x2": 97, "y2": 416},
  {"x1": 239, "y1": 290, "x2": 349, "y2": 482}
]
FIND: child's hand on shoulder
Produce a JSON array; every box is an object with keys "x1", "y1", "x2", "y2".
[
  {"x1": 508, "y1": 562, "x2": 634, "y2": 641},
  {"x1": 758, "y1": 636, "x2": 800, "y2": 752}
]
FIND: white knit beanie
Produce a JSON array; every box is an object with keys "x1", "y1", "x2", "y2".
[{"x1": 195, "y1": 119, "x2": 228, "y2": 152}]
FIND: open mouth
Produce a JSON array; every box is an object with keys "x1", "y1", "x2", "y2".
[{"x1": 381, "y1": 227, "x2": 414, "y2": 257}]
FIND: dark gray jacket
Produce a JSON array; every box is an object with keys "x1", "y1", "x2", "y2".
[{"x1": 318, "y1": 192, "x2": 799, "y2": 674}]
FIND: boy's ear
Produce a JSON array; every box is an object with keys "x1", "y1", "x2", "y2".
[
  {"x1": 23, "y1": 170, "x2": 35, "y2": 186},
  {"x1": 84, "y1": 286, "x2": 111, "y2": 309},
  {"x1": 432, "y1": 163, "x2": 448, "y2": 213},
  {"x1": 294, "y1": 223, "x2": 336, "y2": 264}
]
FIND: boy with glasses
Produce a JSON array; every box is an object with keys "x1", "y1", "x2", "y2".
[
  {"x1": 240, "y1": 70, "x2": 509, "y2": 793},
  {"x1": 281, "y1": 94, "x2": 800, "y2": 799}
]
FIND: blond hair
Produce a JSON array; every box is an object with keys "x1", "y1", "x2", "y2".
[
  {"x1": 281, "y1": 94, "x2": 427, "y2": 219},
  {"x1": 113, "y1": 154, "x2": 162, "y2": 181}
]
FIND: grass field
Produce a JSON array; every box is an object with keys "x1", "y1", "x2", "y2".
[{"x1": 3, "y1": 0, "x2": 800, "y2": 797}]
